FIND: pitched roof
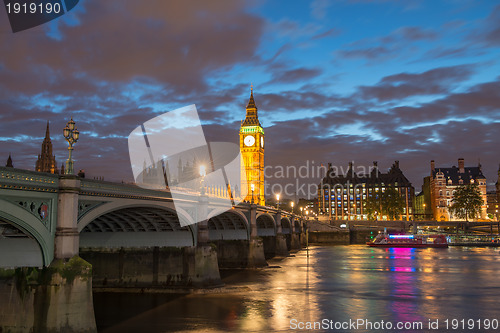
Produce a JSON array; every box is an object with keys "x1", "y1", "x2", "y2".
[
  {"x1": 433, "y1": 166, "x2": 486, "y2": 185},
  {"x1": 320, "y1": 161, "x2": 412, "y2": 187}
]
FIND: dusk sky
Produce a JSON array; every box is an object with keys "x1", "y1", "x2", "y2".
[{"x1": 1, "y1": 0, "x2": 499, "y2": 198}]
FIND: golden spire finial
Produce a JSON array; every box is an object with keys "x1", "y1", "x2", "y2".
[{"x1": 251, "y1": 83, "x2": 253, "y2": 93}]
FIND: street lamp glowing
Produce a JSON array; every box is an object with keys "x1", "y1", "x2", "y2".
[
  {"x1": 199, "y1": 165, "x2": 206, "y2": 177},
  {"x1": 251, "y1": 183, "x2": 255, "y2": 204},
  {"x1": 276, "y1": 193, "x2": 280, "y2": 210}
]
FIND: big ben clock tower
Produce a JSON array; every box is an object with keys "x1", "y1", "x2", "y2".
[{"x1": 240, "y1": 86, "x2": 265, "y2": 205}]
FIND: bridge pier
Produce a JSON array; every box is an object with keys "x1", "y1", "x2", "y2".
[
  {"x1": 247, "y1": 203, "x2": 267, "y2": 267},
  {"x1": 55, "y1": 176, "x2": 81, "y2": 259},
  {"x1": 275, "y1": 212, "x2": 289, "y2": 257},
  {"x1": 81, "y1": 245, "x2": 222, "y2": 289},
  {"x1": 0, "y1": 256, "x2": 96, "y2": 333},
  {"x1": 289, "y1": 217, "x2": 302, "y2": 250},
  {"x1": 291, "y1": 233, "x2": 301, "y2": 250}
]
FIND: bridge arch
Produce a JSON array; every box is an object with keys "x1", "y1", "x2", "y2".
[
  {"x1": 207, "y1": 209, "x2": 249, "y2": 241},
  {"x1": 79, "y1": 204, "x2": 195, "y2": 248},
  {"x1": 281, "y1": 217, "x2": 291, "y2": 234},
  {"x1": 78, "y1": 201, "x2": 194, "y2": 231},
  {"x1": 256, "y1": 213, "x2": 276, "y2": 237},
  {"x1": 294, "y1": 220, "x2": 302, "y2": 233},
  {"x1": 0, "y1": 199, "x2": 52, "y2": 266}
]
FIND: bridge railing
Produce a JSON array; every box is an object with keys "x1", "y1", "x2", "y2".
[{"x1": 0, "y1": 167, "x2": 59, "y2": 191}]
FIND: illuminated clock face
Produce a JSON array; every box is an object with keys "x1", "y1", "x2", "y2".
[
  {"x1": 244, "y1": 135, "x2": 255, "y2": 146},
  {"x1": 261, "y1": 137, "x2": 264, "y2": 148}
]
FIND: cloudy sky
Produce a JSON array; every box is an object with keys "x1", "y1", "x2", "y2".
[{"x1": 1, "y1": 0, "x2": 499, "y2": 197}]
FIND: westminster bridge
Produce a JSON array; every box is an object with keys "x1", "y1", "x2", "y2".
[{"x1": 0, "y1": 166, "x2": 306, "y2": 332}]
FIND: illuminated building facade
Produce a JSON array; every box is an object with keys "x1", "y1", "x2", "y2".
[
  {"x1": 413, "y1": 177, "x2": 433, "y2": 220},
  {"x1": 35, "y1": 121, "x2": 59, "y2": 174},
  {"x1": 487, "y1": 191, "x2": 499, "y2": 221},
  {"x1": 239, "y1": 87, "x2": 265, "y2": 205},
  {"x1": 318, "y1": 161, "x2": 414, "y2": 220},
  {"x1": 487, "y1": 165, "x2": 500, "y2": 221},
  {"x1": 429, "y1": 158, "x2": 487, "y2": 221}
]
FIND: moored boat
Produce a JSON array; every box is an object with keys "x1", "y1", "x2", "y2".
[{"x1": 367, "y1": 233, "x2": 448, "y2": 248}]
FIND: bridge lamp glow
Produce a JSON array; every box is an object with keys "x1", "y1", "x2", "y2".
[
  {"x1": 199, "y1": 165, "x2": 206, "y2": 177},
  {"x1": 251, "y1": 183, "x2": 255, "y2": 204}
]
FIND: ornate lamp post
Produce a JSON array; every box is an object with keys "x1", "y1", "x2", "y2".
[
  {"x1": 199, "y1": 165, "x2": 206, "y2": 195},
  {"x1": 63, "y1": 118, "x2": 79, "y2": 175},
  {"x1": 291, "y1": 201, "x2": 294, "y2": 213},
  {"x1": 276, "y1": 194, "x2": 280, "y2": 210}
]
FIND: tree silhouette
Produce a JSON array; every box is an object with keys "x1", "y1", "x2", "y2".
[
  {"x1": 449, "y1": 184, "x2": 483, "y2": 222},
  {"x1": 363, "y1": 195, "x2": 380, "y2": 220},
  {"x1": 380, "y1": 187, "x2": 405, "y2": 220},
  {"x1": 363, "y1": 187, "x2": 404, "y2": 220}
]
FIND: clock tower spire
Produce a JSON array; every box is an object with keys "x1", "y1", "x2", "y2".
[{"x1": 240, "y1": 86, "x2": 265, "y2": 205}]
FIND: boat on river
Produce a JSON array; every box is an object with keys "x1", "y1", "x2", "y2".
[{"x1": 367, "y1": 233, "x2": 448, "y2": 248}]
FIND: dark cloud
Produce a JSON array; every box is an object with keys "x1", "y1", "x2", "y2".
[
  {"x1": 381, "y1": 26, "x2": 438, "y2": 44},
  {"x1": 268, "y1": 67, "x2": 322, "y2": 84},
  {"x1": 482, "y1": 4, "x2": 500, "y2": 46},
  {"x1": 337, "y1": 26, "x2": 438, "y2": 62},
  {"x1": 0, "y1": 0, "x2": 263, "y2": 96},
  {"x1": 337, "y1": 46, "x2": 393, "y2": 60},
  {"x1": 358, "y1": 65, "x2": 475, "y2": 101},
  {"x1": 311, "y1": 28, "x2": 341, "y2": 40}
]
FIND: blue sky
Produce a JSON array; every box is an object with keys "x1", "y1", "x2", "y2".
[{"x1": 0, "y1": 0, "x2": 499, "y2": 196}]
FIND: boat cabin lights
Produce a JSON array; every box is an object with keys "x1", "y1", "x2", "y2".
[{"x1": 389, "y1": 235, "x2": 414, "y2": 239}]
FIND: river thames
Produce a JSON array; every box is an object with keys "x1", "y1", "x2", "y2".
[{"x1": 94, "y1": 245, "x2": 500, "y2": 332}]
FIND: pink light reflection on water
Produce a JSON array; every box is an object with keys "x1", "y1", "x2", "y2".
[{"x1": 386, "y1": 247, "x2": 423, "y2": 323}]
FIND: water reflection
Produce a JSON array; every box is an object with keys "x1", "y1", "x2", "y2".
[
  {"x1": 95, "y1": 246, "x2": 500, "y2": 332},
  {"x1": 386, "y1": 248, "x2": 421, "y2": 325}
]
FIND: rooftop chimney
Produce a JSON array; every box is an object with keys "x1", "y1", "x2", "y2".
[
  {"x1": 458, "y1": 158, "x2": 465, "y2": 173},
  {"x1": 431, "y1": 160, "x2": 435, "y2": 172},
  {"x1": 394, "y1": 160, "x2": 400, "y2": 169},
  {"x1": 348, "y1": 161, "x2": 354, "y2": 177}
]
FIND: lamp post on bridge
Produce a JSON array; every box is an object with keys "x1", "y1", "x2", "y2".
[
  {"x1": 251, "y1": 183, "x2": 255, "y2": 204},
  {"x1": 63, "y1": 117, "x2": 79, "y2": 175},
  {"x1": 276, "y1": 193, "x2": 280, "y2": 210},
  {"x1": 199, "y1": 165, "x2": 206, "y2": 195}
]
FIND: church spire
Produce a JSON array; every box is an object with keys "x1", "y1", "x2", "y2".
[
  {"x1": 6, "y1": 154, "x2": 13, "y2": 168},
  {"x1": 36, "y1": 121, "x2": 58, "y2": 174},
  {"x1": 45, "y1": 120, "x2": 50, "y2": 139}
]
